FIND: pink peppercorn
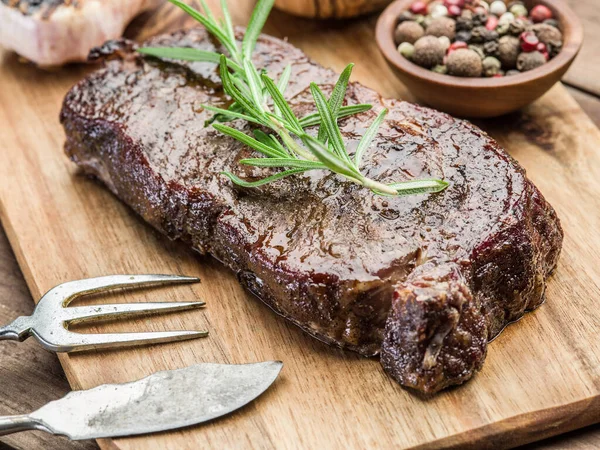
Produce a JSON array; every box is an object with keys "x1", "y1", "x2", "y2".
[
  {"x1": 448, "y1": 41, "x2": 468, "y2": 53},
  {"x1": 448, "y1": 5, "x2": 462, "y2": 16},
  {"x1": 536, "y1": 42, "x2": 547, "y2": 53},
  {"x1": 486, "y1": 16, "x2": 498, "y2": 30},
  {"x1": 530, "y1": 5, "x2": 553, "y2": 23},
  {"x1": 410, "y1": 1, "x2": 428, "y2": 14},
  {"x1": 444, "y1": 0, "x2": 464, "y2": 7},
  {"x1": 520, "y1": 32, "x2": 539, "y2": 52}
]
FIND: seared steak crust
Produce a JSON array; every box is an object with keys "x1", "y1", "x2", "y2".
[{"x1": 60, "y1": 28, "x2": 563, "y2": 393}]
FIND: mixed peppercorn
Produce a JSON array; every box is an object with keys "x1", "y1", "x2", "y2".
[{"x1": 394, "y1": 0, "x2": 563, "y2": 77}]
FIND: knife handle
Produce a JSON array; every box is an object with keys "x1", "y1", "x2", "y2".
[{"x1": 0, "y1": 415, "x2": 45, "y2": 436}]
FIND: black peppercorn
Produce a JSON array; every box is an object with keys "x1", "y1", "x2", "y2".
[
  {"x1": 471, "y1": 26, "x2": 487, "y2": 43},
  {"x1": 455, "y1": 30, "x2": 472, "y2": 42},
  {"x1": 543, "y1": 18, "x2": 560, "y2": 28},
  {"x1": 483, "y1": 40, "x2": 499, "y2": 56},
  {"x1": 485, "y1": 30, "x2": 499, "y2": 42},
  {"x1": 473, "y1": 11, "x2": 488, "y2": 27},
  {"x1": 455, "y1": 16, "x2": 473, "y2": 31},
  {"x1": 397, "y1": 11, "x2": 415, "y2": 23},
  {"x1": 549, "y1": 42, "x2": 562, "y2": 58}
]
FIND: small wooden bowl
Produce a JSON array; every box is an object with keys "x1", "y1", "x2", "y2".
[
  {"x1": 376, "y1": 0, "x2": 583, "y2": 117},
  {"x1": 274, "y1": 0, "x2": 392, "y2": 19}
]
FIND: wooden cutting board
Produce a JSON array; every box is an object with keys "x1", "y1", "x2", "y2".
[{"x1": 1, "y1": 2, "x2": 600, "y2": 449}]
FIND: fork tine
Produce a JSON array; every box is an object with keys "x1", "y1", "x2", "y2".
[
  {"x1": 55, "y1": 330, "x2": 209, "y2": 353},
  {"x1": 64, "y1": 301, "x2": 206, "y2": 324},
  {"x1": 43, "y1": 275, "x2": 200, "y2": 307}
]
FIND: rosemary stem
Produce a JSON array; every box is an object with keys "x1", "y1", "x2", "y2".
[
  {"x1": 360, "y1": 178, "x2": 398, "y2": 195},
  {"x1": 272, "y1": 121, "x2": 317, "y2": 161}
]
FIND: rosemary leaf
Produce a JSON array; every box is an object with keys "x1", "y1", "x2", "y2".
[
  {"x1": 205, "y1": 102, "x2": 245, "y2": 126},
  {"x1": 261, "y1": 75, "x2": 304, "y2": 134},
  {"x1": 201, "y1": 104, "x2": 262, "y2": 125},
  {"x1": 317, "y1": 64, "x2": 354, "y2": 143},
  {"x1": 221, "y1": 168, "x2": 309, "y2": 187},
  {"x1": 277, "y1": 65, "x2": 292, "y2": 95},
  {"x1": 218, "y1": 56, "x2": 264, "y2": 123},
  {"x1": 239, "y1": 158, "x2": 325, "y2": 169},
  {"x1": 302, "y1": 135, "x2": 360, "y2": 180},
  {"x1": 299, "y1": 104, "x2": 372, "y2": 128},
  {"x1": 167, "y1": 0, "x2": 237, "y2": 58},
  {"x1": 230, "y1": 75, "x2": 252, "y2": 98},
  {"x1": 269, "y1": 134, "x2": 289, "y2": 156},
  {"x1": 385, "y1": 179, "x2": 450, "y2": 196},
  {"x1": 253, "y1": 130, "x2": 290, "y2": 157},
  {"x1": 242, "y1": 0, "x2": 275, "y2": 60},
  {"x1": 199, "y1": 0, "x2": 216, "y2": 25},
  {"x1": 263, "y1": 112, "x2": 301, "y2": 135},
  {"x1": 137, "y1": 47, "x2": 243, "y2": 73},
  {"x1": 244, "y1": 59, "x2": 266, "y2": 112},
  {"x1": 354, "y1": 108, "x2": 388, "y2": 168},
  {"x1": 273, "y1": 65, "x2": 292, "y2": 117},
  {"x1": 220, "y1": 0, "x2": 236, "y2": 44},
  {"x1": 213, "y1": 124, "x2": 283, "y2": 158},
  {"x1": 310, "y1": 83, "x2": 354, "y2": 166}
]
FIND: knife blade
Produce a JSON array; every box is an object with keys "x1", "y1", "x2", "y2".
[{"x1": 0, "y1": 361, "x2": 282, "y2": 440}]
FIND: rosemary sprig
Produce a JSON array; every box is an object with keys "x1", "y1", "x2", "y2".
[{"x1": 138, "y1": 0, "x2": 449, "y2": 197}]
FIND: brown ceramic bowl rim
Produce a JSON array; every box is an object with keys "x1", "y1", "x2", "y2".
[{"x1": 376, "y1": 0, "x2": 584, "y2": 89}]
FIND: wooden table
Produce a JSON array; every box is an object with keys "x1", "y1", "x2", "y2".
[{"x1": 0, "y1": 1, "x2": 598, "y2": 448}]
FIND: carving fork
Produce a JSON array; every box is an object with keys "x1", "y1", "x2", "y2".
[{"x1": 0, "y1": 275, "x2": 207, "y2": 352}]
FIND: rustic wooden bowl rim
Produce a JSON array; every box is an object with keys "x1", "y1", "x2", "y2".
[{"x1": 376, "y1": 0, "x2": 584, "y2": 90}]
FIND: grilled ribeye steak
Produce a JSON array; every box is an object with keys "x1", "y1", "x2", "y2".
[
  {"x1": 60, "y1": 28, "x2": 563, "y2": 394},
  {"x1": 0, "y1": 0, "x2": 161, "y2": 66}
]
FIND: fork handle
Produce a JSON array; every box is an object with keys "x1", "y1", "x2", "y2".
[
  {"x1": 0, "y1": 326, "x2": 20, "y2": 342},
  {"x1": 0, "y1": 415, "x2": 43, "y2": 436},
  {"x1": 0, "y1": 316, "x2": 33, "y2": 342}
]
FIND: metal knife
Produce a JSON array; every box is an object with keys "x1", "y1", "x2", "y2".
[{"x1": 0, "y1": 361, "x2": 282, "y2": 440}]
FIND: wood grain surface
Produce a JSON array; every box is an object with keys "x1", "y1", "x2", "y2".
[
  {"x1": 563, "y1": 0, "x2": 600, "y2": 96},
  {"x1": 0, "y1": 231, "x2": 98, "y2": 450},
  {"x1": 1, "y1": 1, "x2": 600, "y2": 449},
  {"x1": 273, "y1": 0, "x2": 392, "y2": 18}
]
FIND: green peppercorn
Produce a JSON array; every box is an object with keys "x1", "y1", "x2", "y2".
[
  {"x1": 496, "y1": 22, "x2": 510, "y2": 36},
  {"x1": 432, "y1": 64, "x2": 448, "y2": 74},
  {"x1": 468, "y1": 44, "x2": 486, "y2": 60},
  {"x1": 482, "y1": 56, "x2": 502, "y2": 77},
  {"x1": 398, "y1": 42, "x2": 415, "y2": 59},
  {"x1": 510, "y1": 4, "x2": 528, "y2": 17}
]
